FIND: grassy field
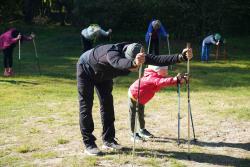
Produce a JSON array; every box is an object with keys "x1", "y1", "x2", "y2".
[{"x1": 0, "y1": 24, "x2": 250, "y2": 167}]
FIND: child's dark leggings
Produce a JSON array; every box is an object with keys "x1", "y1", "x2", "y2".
[
  {"x1": 3, "y1": 45, "x2": 15, "y2": 68},
  {"x1": 128, "y1": 97, "x2": 145, "y2": 133}
]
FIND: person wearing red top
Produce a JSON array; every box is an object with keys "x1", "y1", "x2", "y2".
[
  {"x1": 0, "y1": 28, "x2": 35, "y2": 76},
  {"x1": 128, "y1": 65, "x2": 185, "y2": 141}
]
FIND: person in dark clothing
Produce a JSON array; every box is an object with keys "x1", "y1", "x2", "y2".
[
  {"x1": 77, "y1": 42, "x2": 193, "y2": 156},
  {"x1": 0, "y1": 28, "x2": 35, "y2": 76},
  {"x1": 145, "y1": 19, "x2": 169, "y2": 55}
]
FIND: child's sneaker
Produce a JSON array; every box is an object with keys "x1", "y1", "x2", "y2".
[
  {"x1": 139, "y1": 129, "x2": 154, "y2": 139},
  {"x1": 102, "y1": 139, "x2": 123, "y2": 150},
  {"x1": 131, "y1": 133, "x2": 144, "y2": 142},
  {"x1": 84, "y1": 143, "x2": 101, "y2": 156}
]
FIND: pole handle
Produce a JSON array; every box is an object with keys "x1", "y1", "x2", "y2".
[{"x1": 138, "y1": 47, "x2": 144, "y2": 78}]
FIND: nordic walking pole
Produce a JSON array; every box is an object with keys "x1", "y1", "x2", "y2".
[
  {"x1": 186, "y1": 43, "x2": 196, "y2": 141},
  {"x1": 186, "y1": 43, "x2": 197, "y2": 160},
  {"x1": 132, "y1": 46, "x2": 145, "y2": 165},
  {"x1": 167, "y1": 35, "x2": 171, "y2": 55},
  {"x1": 147, "y1": 34, "x2": 152, "y2": 54},
  {"x1": 177, "y1": 75, "x2": 181, "y2": 145},
  {"x1": 187, "y1": 43, "x2": 190, "y2": 74},
  {"x1": 167, "y1": 35, "x2": 172, "y2": 70},
  {"x1": 133, "y1": 36, "x2": 150, "y2": 154},
  {"x1": 186, "y1": 42, "x2": 191, "y2": 159},
  {"x1": 18, "y1": 33, "x2": 21, "y2": 75},
  {"x1": 32, "y1": 34, "x2": 41, "y2": 75},
  {"x1": 188, "y1": 91, "x2": 196, "y2": 141}
]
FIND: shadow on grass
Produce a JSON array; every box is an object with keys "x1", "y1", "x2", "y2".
[
  {"x1": 106, "y1": 146, "x2": 250, "y2": 167},
  {"x1": 0, "y1": 79, "x2": 39, "y2": 85},
  {"x1": 151, "y1": 136, "x2": 250, "y2": 151},
  {"x1": 195, "y1": 140, "x2": 250, "y2": 152}
]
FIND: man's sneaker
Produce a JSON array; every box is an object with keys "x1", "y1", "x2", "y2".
[
  {"x1": 139, "y1": 129, "x2": 154, "y2": 139},
  {"x1": 102, "y1": 139, "x2": 123, "y2": 150},
  {"x1": 131, "y1": 133, "x2": 144, "y2": 142},
  {"x1": 84, "y1": 144, "x2": 101, "y2": 156}
]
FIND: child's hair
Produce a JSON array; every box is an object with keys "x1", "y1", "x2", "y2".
[{"x1": 148, "y1": 65, "x2": 168, "y2": 72}]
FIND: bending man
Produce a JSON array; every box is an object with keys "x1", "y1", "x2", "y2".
[{"x1": 76, "y1": 42, "x2": 193, "y2": 155}]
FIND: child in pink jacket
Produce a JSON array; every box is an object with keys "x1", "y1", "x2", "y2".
[
  {"x1": 128, "y1": 65, "x2": 184, "y2": 141},
  {"x1": 0, "y1": 28, "x2": 35, "y2": 76}
]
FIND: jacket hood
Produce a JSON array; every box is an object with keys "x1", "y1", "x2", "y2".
[{"x1": 143, "y1": 68, "x2": 161, "y2": 77}]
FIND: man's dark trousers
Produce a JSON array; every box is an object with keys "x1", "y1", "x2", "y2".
[{"x1": 77, "y1": 62, "x2": 115, "y2": 147}]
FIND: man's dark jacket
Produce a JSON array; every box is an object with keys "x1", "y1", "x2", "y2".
[{"x1": 78, "y1": 42, "x2": 184, "y2": 82}]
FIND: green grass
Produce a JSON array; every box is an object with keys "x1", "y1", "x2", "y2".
[
  {"x1": 169, "y1": 158, "x2": 186, "y2": 167},
  {"x1": 16, "y1": 145, "x2": 38, "y2": 153},
  {"x1": 57, "y1": 138, "x2": 70, "y2": 145},
  {"x1": 141, "y1": 157, "x2": 162, "y2": 167},
  {"x1": 32, "y1": 151, "x2": 58, "y2": 159},
  {"x1": 0, "y1": 24, "x2": 249, "y2": 166}
]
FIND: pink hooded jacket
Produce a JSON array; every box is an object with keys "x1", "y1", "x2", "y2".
[
  {"x1": 0, "y1": 28, "x2": 32, "y2": 50},
  {"x1": 129, "y1": 68, "x2": 177, "y2": 105}
]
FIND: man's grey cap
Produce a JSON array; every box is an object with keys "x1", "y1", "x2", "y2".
[{"x1": 125, "y1": 43, "x2": 143, "y2": 59}]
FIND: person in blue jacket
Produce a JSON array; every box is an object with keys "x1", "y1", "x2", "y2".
[
  {"x1": 145, "y1": 19, "x2": 169, "y2": 55},
  {"x1": 201, "y1": 33, "x2": 222, "y2": 62}
]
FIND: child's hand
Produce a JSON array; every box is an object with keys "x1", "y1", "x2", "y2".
[{"x1": 176, "y1": 73, "x2": 188, "y2": 84}]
